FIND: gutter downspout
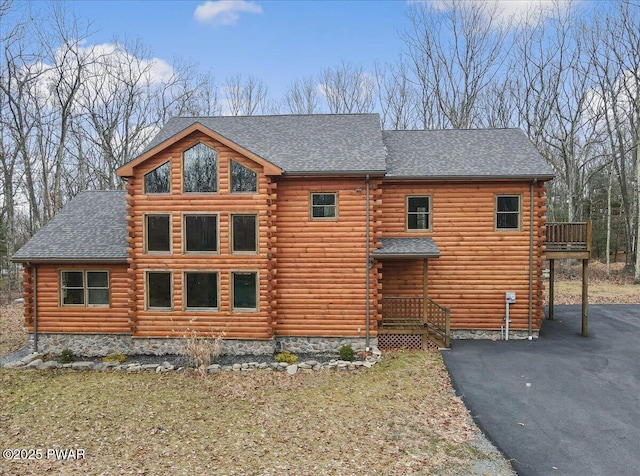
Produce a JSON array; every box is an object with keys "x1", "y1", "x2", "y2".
[
  {"x1": 365, "y1": 174, "x2": 371, "y2": 350},
  {"x1": 528, "y1": 180, "x2": 536, "y2": 339},
  {"x1": 31, "y1": 263, "x2": 38, "y2": 352}
]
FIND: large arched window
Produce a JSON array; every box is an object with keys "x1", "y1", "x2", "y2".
[{"x1": 183, "y1": 143, "x2": 217, "y2": 193}]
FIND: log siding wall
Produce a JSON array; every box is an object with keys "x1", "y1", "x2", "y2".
[
  {"x1": 275, "y1": 176, "x2": 380, "y2": 337},
  {"x1": 378, "y1": 181, "x2": 547, "y2": 331},
  {"x1": 124, "y1": 132, "x2": 274, "y2": 339},
  {"x1": 28, "y1": 263, "x2": 130, "y2": 333}
]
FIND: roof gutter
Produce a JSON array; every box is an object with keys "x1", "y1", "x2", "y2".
[
  {"x1": 372, "y1": 253, "x2": 441, "y2": 259},
  {"x1": 11, "y1": 258, "x2": 128, "y2": 264},
  {"x1": 282, "y1": 170, "x2": 386, "y2": 177},
  {"x1": 383, "y1": 174, "x2": 555, "y2": 181}
]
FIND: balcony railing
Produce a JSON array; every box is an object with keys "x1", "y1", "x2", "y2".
[{"x1": 545, "y1": 221, "x2": 592, "y2": 258}]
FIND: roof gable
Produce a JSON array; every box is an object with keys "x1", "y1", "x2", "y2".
[
  {"x1": 122, "y1": 114, "x2": 388, "y2": 176},
  {"x1": 117, "y1": 122, "x2": 282, "y2": 177}
]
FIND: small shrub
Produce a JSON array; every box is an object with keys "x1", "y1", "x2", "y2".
[
  {"x1": 339, "y1": 345, "x2": 355, "y2": 361},
  {"x1": 58, "y1": 348, "x2": 74, "y2": 364},
  {"x1": 275, "y1": 351, "x2": 298, "y2": 364},
  {"x1": 102, "y1": 353, "x2": 127, "y2": 364},
  {"x1": 183, "y1": 330, "x2": 223, "y2": 372}
]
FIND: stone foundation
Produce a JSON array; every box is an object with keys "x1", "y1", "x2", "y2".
[
  {"x1": 29, "y1": 333, "x2": 376, "y2": 357},
  {"x1": 276, "y1": 336, "x2": 376, "y2": 354},
  {"x1": 451, "y1": 329, "x2": 539, "y2": 341}
]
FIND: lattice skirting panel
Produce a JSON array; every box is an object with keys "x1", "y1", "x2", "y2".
[{"x1": 378, "y1": 334, "x2": 424, "y2": 350}]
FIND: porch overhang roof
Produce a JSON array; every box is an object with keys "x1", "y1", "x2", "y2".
[{"x1": 373, "y1": 238, "x2": 441, "y2": 259}]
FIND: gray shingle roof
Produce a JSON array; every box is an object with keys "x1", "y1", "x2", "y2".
[
  {"x1": 12, "y1": 191, "x2": 128, "y2": 262},
  {"x1": 139, "y1": 114, "x2": 387, "y2": 175},
  {"x1": 382, "y1": 129, "x2": 555, "y2": 179},
  {"x1": 373, "y1": 238, "x2": 441, "y2": 258}
]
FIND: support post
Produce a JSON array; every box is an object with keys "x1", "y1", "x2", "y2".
[
  {"x1": 422, "y1": 258, "x2": 428, "y2": 325},
  {"x1": 549, "y1": 259, "x2": 555, "y2": 320},
  {"x1": 582, "y1": 259, "x2": 588, "y2": 336}
]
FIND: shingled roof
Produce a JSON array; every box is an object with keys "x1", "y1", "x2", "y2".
[
  {"x1": 382, "y1": 128, "x2": 555, "y2": 179},
  {"x1": 12, "y1": 191, "x2": 128, "y2": 263},
  {"x1": 138, "y1": 114, "x2": 388, "y2": 175}
]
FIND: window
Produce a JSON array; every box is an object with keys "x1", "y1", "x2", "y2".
[
  {"x1": 232, "y1": 272, "x2": 257, "y2": 310},
  {"x1": 185, "y1": 272, "x2": 218, "y2": 310},
  {"x1": 145, "y1": 215, "x2": 171, "y2": 252},
  {"x1": 144, "y1": 161, "x2": 170, "y2": 194},
  {"x1": 311, "y1": 193, "x2": 337, "y2": 219},
  {"x1": 60, "y1": 270, "x2": 109, "y2": 307},
  {"x1": 146, "y1": 271, "x2": 172, "y2": 309},
  {"x1": 407, "y1": 196, "x2": 431, "y2": 231},
  {"x1": 231, "y1": 160, "x2": 257, "y2": 193},
  {"x1": 184, "y1": 215, "x2": 218, "y2": 253},
  {"x1": 231, "y1": 214, "x2": 257, "y2": 253},
  {"x1": 496, "y1": 195, "x2": 521, "y2": 230},
  {"x1": 184, "y1": 143, "x2": 217, "y2": 193}
]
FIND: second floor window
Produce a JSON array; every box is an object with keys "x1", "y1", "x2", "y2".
[
  {"x1": 146, "y1": 271, "x2": 172, "y2": 309},
  {"x1": 184, "y1": 215, "x2": 218, "y2": 253},
  {"x1": 311, "y1": 193, "x2": 337, "y2": 219},
  {"x1": 184, "y1": 143, "x2": 217, "y2": 193},
  {"x1": 407, "y1": 196, "x2": 431, "y2": 231},
  {"x1": 146, "y1": 214, "x2": 170, "y2": 252},
  {"x1": 496, "y1": 195, "x2": 521, "y2": 230},
  {"x1": 231, "y1": 214, "x2": 257, "y2": 253}
]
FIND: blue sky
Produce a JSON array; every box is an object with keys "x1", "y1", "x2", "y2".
[{"x1": 63, "y1": 1, "x2": 408, "y2": 99}]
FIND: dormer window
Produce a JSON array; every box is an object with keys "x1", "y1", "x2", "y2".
[
  {"x1": 183, "y1": 143, "x2": 217, "y2": 193},
  {"x1": 144, "y1": 161, "x2": 170, "y2": 194},
  {"x1": 231, "y1": 160, "x2": 257, "y2": 193}
]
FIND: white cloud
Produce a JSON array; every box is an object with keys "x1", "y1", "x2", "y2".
[
  {"x1": 426, "y1": 0, "x2": 579, "y2": 28},
  {"x1": 194, "y1": 1, "x2": 263, "y2": 26}
]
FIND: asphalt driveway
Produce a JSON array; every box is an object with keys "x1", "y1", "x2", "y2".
[{"x1": 441, "y1": 305, "x2": 640, "y2": 476}]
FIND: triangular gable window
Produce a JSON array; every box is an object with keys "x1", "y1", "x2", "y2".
[
  {"x1": 144, "y1": 161, "x2": 170, "y2": 194},
  {"x1": 231, "y1": 160, "x2": 257, "y2": 193}
]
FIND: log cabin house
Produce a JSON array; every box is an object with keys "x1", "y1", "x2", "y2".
[{"x1": 12, "y1": 113, "x2": 558, "y2": 356}]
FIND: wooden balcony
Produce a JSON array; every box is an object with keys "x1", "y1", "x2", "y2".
[
  {"x1": 380, "y1": 296, "x2": 450, "y2": 348},
  {"x1": 545, "y1": 221, "x2": 592, "y2": 259}
]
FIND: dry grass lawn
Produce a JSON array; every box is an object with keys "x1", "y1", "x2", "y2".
[
  {"x1": 0, "y1": 352, "x2": 511, "y2": 475},
  {"x1": 0, "y1": 303, "x2": 511, "y2": 475},
  {"x1": 545, "y1": 261, "x2": 640, "y2": 305}
]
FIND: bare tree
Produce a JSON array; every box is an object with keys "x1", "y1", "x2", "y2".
[
  {"x1": 374, "y1": 60, "x2": 417, "y2": 130},
  {"x1": 402, "y1": 0, "x2": 510, "y2": 129},
  {"x1": 284, "y1": 76, "x2": 320, "y2": 114},
  {"x1": 224, "y1": 74, "x2": 269, "y2": 116},
  {"x1": 318, "y1": 62, "x2": 375, "y2": 114}
]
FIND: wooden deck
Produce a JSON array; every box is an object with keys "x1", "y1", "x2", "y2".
[
  {"x1": 545, "y1": 222, "x2": 592, "y2": 259},
  {"x1": 379, "y1": 297, "x2": 450, "y2": 348}
]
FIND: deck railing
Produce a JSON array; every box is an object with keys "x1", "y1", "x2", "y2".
[
  {"x1": 380, "y1": 296, "x2": 450, "y2": 348},
  {"x1": 545, "y1": 221, "x2": 591, "y2": 252}
]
